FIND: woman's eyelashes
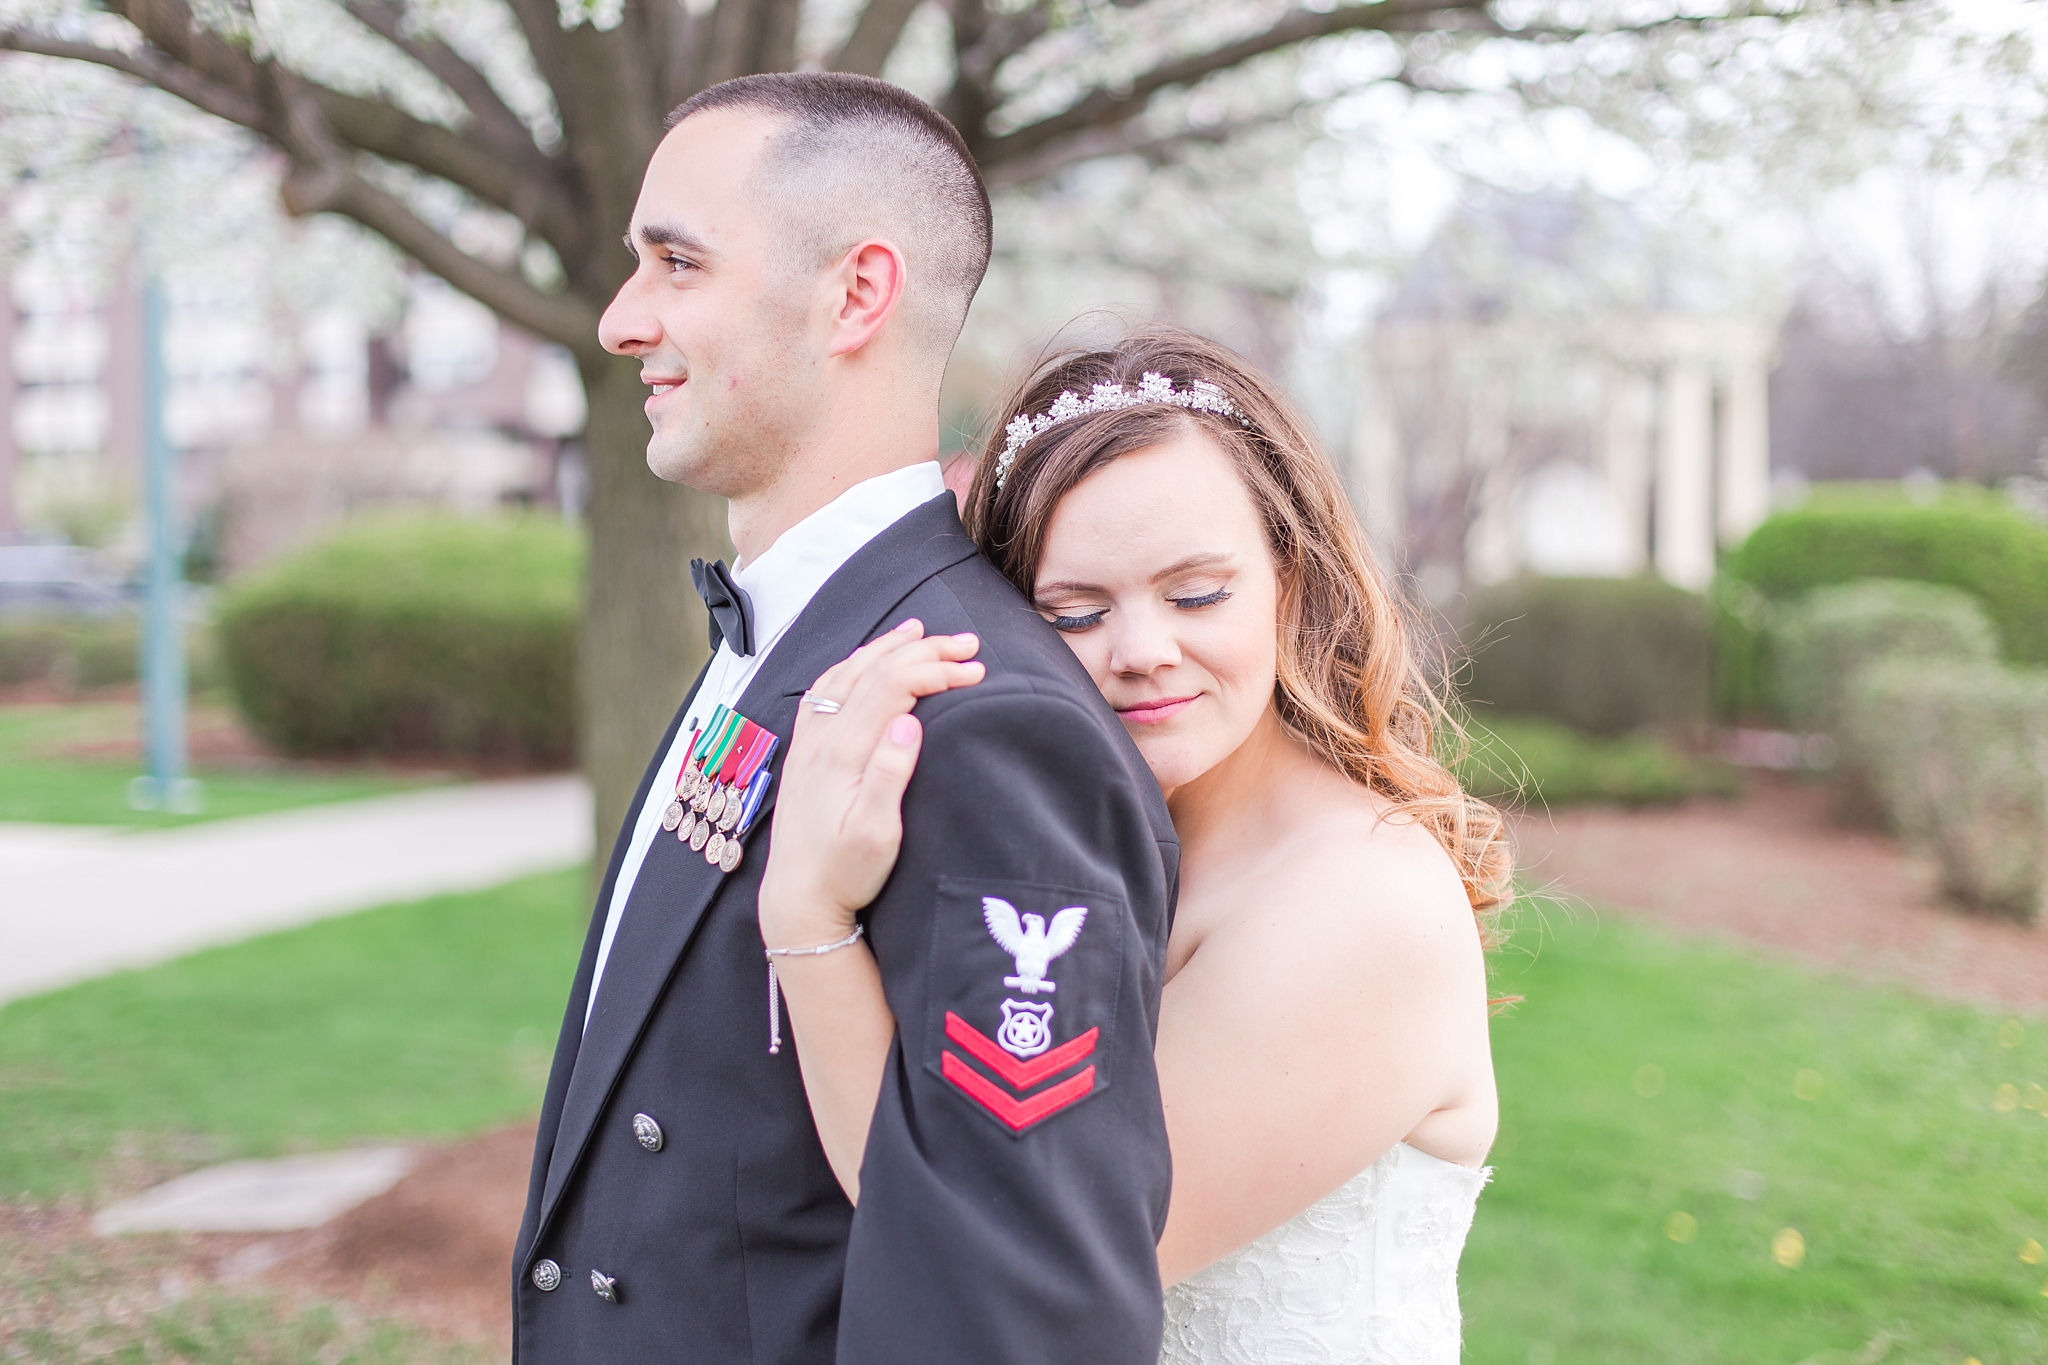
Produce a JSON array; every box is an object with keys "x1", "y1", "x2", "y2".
[
  {"x1": 1170, "y1": 587, "x2": 1232, "y2": 611},
  {"x1": 1048, "y1": 609, "x2": 1106, "y2": 633},
  {"x1": 1044, "y1": 586, "x2": 1228, "y2": 632}
]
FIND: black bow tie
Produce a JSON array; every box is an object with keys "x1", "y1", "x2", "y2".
[{"x1": 691, "y1": 558, "x2": 756, "y2": 657}]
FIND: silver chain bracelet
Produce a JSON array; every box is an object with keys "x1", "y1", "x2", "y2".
[
  {"x1": 763, "y1": 923, "x2": 865, "y2": 959},
  {"x1": 764, "y1": 924, "x2": 866, "y2": 1055}
]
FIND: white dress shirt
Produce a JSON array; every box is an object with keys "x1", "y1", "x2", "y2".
[{"x1": 584, "y1": 460, "x2": 947, "y2": 1026}]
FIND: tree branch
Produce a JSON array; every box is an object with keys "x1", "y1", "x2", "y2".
[
  {"x1": 0, "y1": 29, "x2": 264, "y2": 128},
  {"x1": 983, "y1": 104, "x2": 1307, "y2": 188},
  {"x1": 285, "y1": 160, "x2": 600, "y2": 353},
  {"x1": 979, "y1": 0, "x2": 1493, "y2": 164},
  {"x1": 340, "y1": 0, "x2": 541, "y2": 161},
  {"x1": 311, "y1": 85, "x2": 582, "y2": 250},
  {"x1": 829, "y1": 0, "x2": 924, "y2": 77},
  {"x1": 13, "y1": 0, "x2": 586, "y2": 260}
]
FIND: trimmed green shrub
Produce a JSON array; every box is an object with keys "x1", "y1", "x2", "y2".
[
  {"x1": 218, "y1": 514, "x2": 582, "y2": 765},
  {"x1": 1454, "y1": 718, "x2": 1741, "y2": 808},
  {"x1": 1771, "y1": 580, "x2": 1998, "y2": 822},
  {"x1": 1460, "y1": 576, "x2": 1711, "y2": 736},
  {"x1": 1770, "y1": 580, "x2": 1998, "y2": 732},
  {"x1": 0, "y1": 619, "x2": 71, "y2": 687},
  {"x1": 1, "y1": 614, "x2": 224, "y2": 694},
  {"x1": 1708, "y1": 576, "x2": 1773, "y2": 722},
  {"x1": 1847, "y1": 660, "x2": 2047, "y2": 923},
  {"x1": 1725, "y1": 484, "x2": 2048, "y2": 667}
]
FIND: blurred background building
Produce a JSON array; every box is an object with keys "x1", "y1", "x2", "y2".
[{"x1": 0, "y1": 252, "x2": 586, "y2": 582}]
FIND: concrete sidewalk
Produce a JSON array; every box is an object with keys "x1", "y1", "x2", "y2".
[{"x1": 0, "y1": 776, "x2": 593, "y2": 1006}]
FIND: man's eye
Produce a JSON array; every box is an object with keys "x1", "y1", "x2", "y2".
[
  {"x1": 1170, "y1": 588, "x2": 1231, "y2": 610},
  {"x1": 1049, "y1": 610, "x2": 1105, "y2": 633}
]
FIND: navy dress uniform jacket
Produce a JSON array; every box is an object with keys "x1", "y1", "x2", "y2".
[{"x1": 512, "y1": 492, "x2": 1180, "y2": 1365}]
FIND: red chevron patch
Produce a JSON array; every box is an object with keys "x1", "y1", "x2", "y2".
[
  {"x1": 944, "y1": 1012, "x2": 1099, "y2": 1089},
  {"x1": 940, "y1": 1012, "x2": 1100, "y2": 1132},
  {"x1": 942, "y1": 1051, "x2": 1097, "y2": 1132}
]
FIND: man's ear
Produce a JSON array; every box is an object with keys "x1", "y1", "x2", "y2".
[{"x1": 825, "y1": 238, "x2": 909, "y2": 358}]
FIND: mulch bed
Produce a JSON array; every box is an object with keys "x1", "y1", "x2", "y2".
[{"x1": 1509, "y1": 770, "x2": 2048, "y2": 1015}]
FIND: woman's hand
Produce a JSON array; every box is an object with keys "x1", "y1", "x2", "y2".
[
  {"x1": 756, "y1": 618, "x2": 984, "y2": 1204},
  {"x1": 759, "y1": 618, "x2": 985, "y2": 951}
]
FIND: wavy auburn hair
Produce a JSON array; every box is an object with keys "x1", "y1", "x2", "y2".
[{"x1": 963, "y1": 325, "x2": 1514, "y2": 928}]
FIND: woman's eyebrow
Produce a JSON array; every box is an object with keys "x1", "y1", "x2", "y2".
[
  {"x1": 1034, "y1": 553, "x2": 1234, "y2": 600},
  {"x1": 1150, "y1": 552, "x2": 1233, "y2": 582}
]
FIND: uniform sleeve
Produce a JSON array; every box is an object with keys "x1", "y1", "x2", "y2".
[{"x1": 834, "y1": 685, "x2": 1174, "y2": 1365}]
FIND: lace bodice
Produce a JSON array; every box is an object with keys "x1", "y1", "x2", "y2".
[{"x1": 1160, "y1": 1143, "x2": 1489, "y2": 1365}]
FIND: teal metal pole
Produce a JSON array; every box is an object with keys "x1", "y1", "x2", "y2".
[{"x1": 136, "y1": 275, "x2": 189, "y2": 810}]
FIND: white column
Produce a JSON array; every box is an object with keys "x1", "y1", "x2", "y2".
[
  {"x1": 1600, "y1": 370, "x2": 1654, "y2": 574},
  {"x1": 1463, "y1": 395, "x2": 1516, "y2": 586},
  {"x1": 0, "y1": 270, "x2": 16, "y2": 540},
  {"x1": 1654, "y1": 360, "x2": 1715, "y2": 590},
  {"x1": 1716, "y1": 357, "x2": 1771, "y2": 546},
  {"x1": 1348, "y1": 374, "x2": 1405, "y2": 562}
]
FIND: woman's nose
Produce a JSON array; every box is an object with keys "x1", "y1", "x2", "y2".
[{"x1": 1107, "y1": 607, "x2": 1181, "y2": 677}]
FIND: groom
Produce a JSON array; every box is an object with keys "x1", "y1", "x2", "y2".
[{"x1": 511, "y1": 73, "x2": 1179, "y2": 1364}]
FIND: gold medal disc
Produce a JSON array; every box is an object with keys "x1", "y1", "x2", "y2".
[
  {"x1": 689, "y1": 820, "x2": 712, "y2": 852},
  {"x1": 677, "y1": 811, "x2": 696, "y2": 842},
  {"x1": 704, "y1": 831, "x2": 725, "y2": 865},
  {"x1": 718, "y1": 839, "x2": 744, "y2": 873},
  {"x1": 706, "y1": 787, "x2": 728, "y2": 824},
  {"x1": 661, "y1": 801, "x2": 683, "y2": 832},
  {"x1": 717, "y1": 800, "x2": 740, "y2": 832}
]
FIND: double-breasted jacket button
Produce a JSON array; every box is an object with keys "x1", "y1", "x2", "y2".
[
  {"x1": 632, "y1": 1112, "x2": 664, "y2": 1152},
  {"x1": 530, "y1": 1259, "x2": 562, "y2": 1292},
  {"x1": 591, "y1": 1269, "x2": 620, "y2": 1302}
]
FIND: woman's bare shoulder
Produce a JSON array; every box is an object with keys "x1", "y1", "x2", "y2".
[{"x1": 1254, "y1": 777, "x2": 1481, "y2": 958}]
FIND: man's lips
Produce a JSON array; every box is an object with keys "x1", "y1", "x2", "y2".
[
  {"x1": 1115, "y1": 695, "x2": 1197, "y2": 725},
  {"x1": 643, "y1": 378, "x2": 685, "y2": 412}
]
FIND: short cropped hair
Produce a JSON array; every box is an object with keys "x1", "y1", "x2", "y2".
[{"x1": 668, "y1": 73, "x2": 993, "y2": 355}]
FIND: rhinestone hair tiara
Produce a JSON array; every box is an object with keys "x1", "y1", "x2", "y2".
[{"x1": 994, "y1": 372, "x2": 1242, "y2": 490}]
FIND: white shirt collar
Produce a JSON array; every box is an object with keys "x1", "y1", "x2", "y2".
[{"x1": 732, "y1": 461, "x2": 947, "y2": 652}]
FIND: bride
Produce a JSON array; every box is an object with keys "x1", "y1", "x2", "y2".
[{"x1": 756, "y1": 324, "x2": 1513, "y2": 1361}]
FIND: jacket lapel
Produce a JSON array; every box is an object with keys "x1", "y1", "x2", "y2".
[{"x1": 535, "y1": 493, "x2": 980, "y2": 1233}]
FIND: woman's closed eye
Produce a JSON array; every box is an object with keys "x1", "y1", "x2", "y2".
[
  {"x1": 1170, "y1": 588, "x2": 1232, "y2": 611},
  {"x1": 1047, "y1": 608, "x2": 1106, "y2": 633}
]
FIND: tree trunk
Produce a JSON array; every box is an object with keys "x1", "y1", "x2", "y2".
[{"x1": 577, "y1": 351, "x2": 726, "y2": 871}]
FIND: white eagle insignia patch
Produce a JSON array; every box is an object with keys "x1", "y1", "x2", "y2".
[{"x1": 981, "y1": 897, "x2": 1087, "y2": 995}]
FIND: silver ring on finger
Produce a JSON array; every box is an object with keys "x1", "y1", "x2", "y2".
[{"x1": 801, "y1": 690, "x2": 843, "y2": 715}]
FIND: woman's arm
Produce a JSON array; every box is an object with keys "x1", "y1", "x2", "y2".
[{"x1": 756, "y1": 619, "x2": 985, "y2": 1201}]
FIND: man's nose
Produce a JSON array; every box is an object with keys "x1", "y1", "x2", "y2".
[{"x1": 598, "y1": 273, "x2": 658, "y2": 356}]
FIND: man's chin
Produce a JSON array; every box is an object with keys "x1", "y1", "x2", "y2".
[{"x1": 645, "y1": 434, "x2": 720, "y2": 492}]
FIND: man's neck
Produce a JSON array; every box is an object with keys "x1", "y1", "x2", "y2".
[{"x1": 727, "y1": 399, "x2": 941, "y2": 563}]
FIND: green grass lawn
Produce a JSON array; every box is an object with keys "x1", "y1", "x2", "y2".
[
  {"x1": 1467, "y1": 906, "x2": 2048, "y2": 1365},
  {"x1": 3, "y1": 866, "x2": 2043, "y2": 1361},
  {"x1": 0, "y1": 868, "x2": 588, "y2": 1200},
  {"x1": 0, "y1": 700, "x2": 440, "y2": 827}
]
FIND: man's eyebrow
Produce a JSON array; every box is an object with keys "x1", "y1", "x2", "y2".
[{"x1": 631, "y1": 221, "x2": 714, "y2": 257}]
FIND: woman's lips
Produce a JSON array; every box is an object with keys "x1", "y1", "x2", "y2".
[{"x1": 1116, "y1": 695, "x2": 1197, "y2": 725}]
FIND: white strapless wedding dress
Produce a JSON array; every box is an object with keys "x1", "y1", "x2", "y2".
[{"x1": 1160, "y1": 1142, "x2": 1490, "y2": 1365}]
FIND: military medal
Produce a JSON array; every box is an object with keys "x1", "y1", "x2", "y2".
[
  {"x1": 661, "y1": 725, "x2": 700, "y2": 833},
  {"x1": 662, "y1": 705, "x2": 780, "y2": 881},
  {"x1": 703, "y1": 722, "x2": 772, "y2": 866},
  {"x1": 715, "y1": 743, "x2": 776, "y2": 872}
]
